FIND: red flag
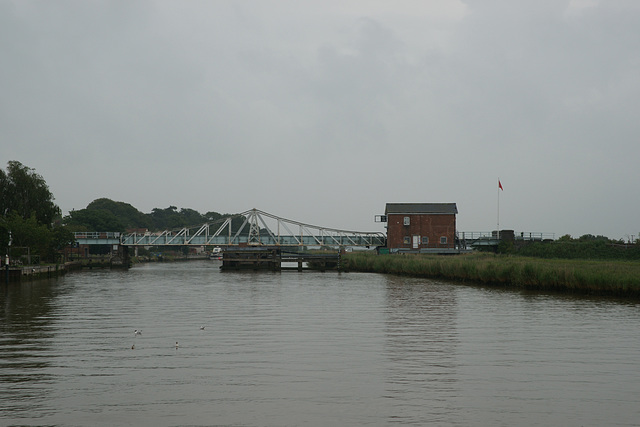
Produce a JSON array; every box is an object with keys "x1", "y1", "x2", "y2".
[{"x1": 498, "y1": 180, "x2": 503, "y2": 191}]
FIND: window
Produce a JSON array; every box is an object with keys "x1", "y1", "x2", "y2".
[
  {"x1": 403, "y1": 216, "x2": 410, "y2": 226},
  {"x1": 440, "y1": 236, "x2": 448, "y2": 244},
  {"x1": 422, "y1": 236, "x2": 429, "y2": 245},
  {"x1": 403, "y1": 236, "x2": 410, "y2": 245}
]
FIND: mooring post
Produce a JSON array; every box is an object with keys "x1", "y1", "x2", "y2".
[{"x1": 273, "y1": 248, "x2": 281, "y2": 272}]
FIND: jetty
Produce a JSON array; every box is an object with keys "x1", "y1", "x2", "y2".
[{"x1": 220, "y1": 247, "x2": 340, "y2": 271}]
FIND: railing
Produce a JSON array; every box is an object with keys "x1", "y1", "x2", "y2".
[
  {"x1": 458, "y1": 232, "x2": 555, "y2": 241},
  {"x1": 73, "y1": 232, "x2": 121, "y2": 239},
  {"x1": 73, "y1": 209, "x2": 387, "y2": 247},
  {"x1": 514, "y1": 232, "x2": 555, "y2": 241},
  {"x1": 74, "y1": 228, "x2": 553, "y2": 247},
  {"x1": 458, "y1": 232, "x2": 494, "y2": 240},
  {"x1": 458, "y1": 232, "x2": 555, "y2": 249}
]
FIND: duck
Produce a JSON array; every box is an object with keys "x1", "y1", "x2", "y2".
[
  {"x1": 200, "y1": 325, "x2": 205, "y2": 330},
  {"x1": 175, "y1": 341, "x2": 179, "y2": 348},
  {"x1": 134, "y1": 329, "x2": 142, "y2": 336}
]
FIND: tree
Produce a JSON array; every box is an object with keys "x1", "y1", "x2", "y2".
[
  {"x1": 204, "y1": 211, "x2": 225, "y2": 222},
  {"x1": 0, "y1": 161, "x2": 61, "y2": 226},
  {"x1": 1, "y1": 161, "x2": 71, "y2": 263},
  {"x1": 2, "y1": 212, "x2": 52, "y2": 263},
  {"x1": 149, "y1": 206, "x2": 187, "y2": 230},
  {"x1": 86, "y1": 198, "x2": 151, "y2": 229},
  {"x1": 578, "y1": 234, "x2": 609, "y2": 242},
  {"x1": 178, "y1": 208, "x2": 206, "y2": 227},
  {"x1": 64, "y1": 198, "x2": 229, "y2": 232},
  {"x1": 64, "y1": 198, "x2": 152, "y2": 232},
  {"x1": 50, "y1": 226, "x2": 75, "y2": 254},
  {"x1": 64, "y1": 208, "x2": 127, "y2": 232}
]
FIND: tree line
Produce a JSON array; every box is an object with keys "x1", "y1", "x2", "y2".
[
  {"x1": 0, "y1": 161, "x2": 235, "y2": 264},
  {"x1": 493, "y1": 234, "x2": 640, "y2": 260},
  {"x1": 63, "y1": 198, "x2": 232, "y2": 233}
]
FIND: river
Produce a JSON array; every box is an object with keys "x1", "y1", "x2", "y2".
[{"x1": 1, "y1": 260, "x2": 639, "y2": 426}]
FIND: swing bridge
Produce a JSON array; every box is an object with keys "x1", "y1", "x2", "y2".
[
  {"x1": 72, "y1": 208, "x2": 555, "y2": 252},
  {"x1": 73, "y1": 208, "x2": 387, "y2": 248}
]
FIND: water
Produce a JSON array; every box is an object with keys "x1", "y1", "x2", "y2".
[{"x1": 2, "y1": 260, "x2": 640, "y2": 426}]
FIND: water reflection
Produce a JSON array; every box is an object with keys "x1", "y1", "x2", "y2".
[
  {"x1": 0, "y1": 279, "x2": 63, "y2": 419},
  {"x1": 2, "y1": 264, "x2": 640, "y2": 426},
  {"x1": 383, "y1": 275, "x2": 461, "y2": 425}
]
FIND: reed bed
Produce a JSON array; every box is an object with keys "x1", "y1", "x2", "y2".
[{"x1": 342, "y1": 252, "x2": 640, "y2": 297}]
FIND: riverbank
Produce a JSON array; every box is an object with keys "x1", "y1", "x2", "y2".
[
  {"x1": 2, "y1": 255, "x2": 213, "y2": 283},
  {"x1": 2, "y1": 262, "x2": 84, "y2": 283},
  {"x1": 342, "y1": 252, "x2": 640, "y2": 298}
]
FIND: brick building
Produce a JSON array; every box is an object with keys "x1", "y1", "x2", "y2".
[{"x1": 384, "y1": 203, "x2": 458, "y2": 253}]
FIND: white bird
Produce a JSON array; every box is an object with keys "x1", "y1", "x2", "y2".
[{"x1": 200, "y1": 326, "x2": 205, "y2": 330}]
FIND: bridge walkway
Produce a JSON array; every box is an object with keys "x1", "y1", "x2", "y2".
[{"x1": 74, "y1": 208, "x2": 387, "y2": 248}]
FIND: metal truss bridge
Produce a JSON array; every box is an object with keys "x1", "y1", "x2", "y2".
[{"x1": 74, "y1": 208, "x2": 387, "y2": 248}]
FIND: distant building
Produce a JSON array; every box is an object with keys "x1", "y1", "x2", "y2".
[{"x1": 384, "y1": 203, "x2": 458, "y2": 253}]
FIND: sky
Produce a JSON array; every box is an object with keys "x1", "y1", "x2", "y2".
[{"x1": 1, "y1": 0, "x2": 639, "y2": 240}]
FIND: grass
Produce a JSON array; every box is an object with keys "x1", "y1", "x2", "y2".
[{"x1": 341, "y1": 252, "x2": 640, "y2": 298}]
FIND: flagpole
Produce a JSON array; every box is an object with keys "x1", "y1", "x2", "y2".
[{"x1": 497, "y1": 178, "x2": 500, "y2": 241}]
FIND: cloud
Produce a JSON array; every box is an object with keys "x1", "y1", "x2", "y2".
[{"x1": 1, "y1": 0, "x2": 638, "y2": 239}]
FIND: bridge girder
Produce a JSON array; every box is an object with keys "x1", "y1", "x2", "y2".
[{"x1": 117, "y1": 208, "x2": 386, "y2": 247}]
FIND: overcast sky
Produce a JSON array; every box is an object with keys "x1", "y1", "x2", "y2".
[{"x1": 2, "y1": 0, "x2": 639, "y2": 240}]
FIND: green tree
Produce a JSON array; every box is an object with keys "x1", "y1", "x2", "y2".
[
  {"x1": 0, "y1": 161, "x2": 60, "y2": 226},
  {"x1": 204, "y1": 211, "x2": 225, "y2": 222},
  {"x1": 178, "y1": 208, "x2": 206, "y2": 227},
  {"x1": 86, "y1": 198, "x2": 151, "y2": 229},
  {"x1": 578, "y1": 234, "x2": 609, "y2": 242},
  {"x1": 64, "y1": 199, "x2": 230, "y2": 232},
  {"x1": 64, "y1": 198, "x2": 152, "y2": 231},
  {"x1": 2, "y1": 213, "x2": 52, "y2": 263},
  {"x1": 64, "y1": 208, "x2": 127, "y2": 232},
  {"x1": 149, "y1": 206, "x2": 185, "y2": 230},
  {"x1": 50, "y1": 226, "x2": 75, "y2": 257},
  {"x1": 1, "y1": 161, "x2": 73, "y2": 263}
]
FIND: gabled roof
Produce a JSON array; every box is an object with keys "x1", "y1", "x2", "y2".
[{"x1": 385, "y1": 203, "x2": 458, "y2": 215}]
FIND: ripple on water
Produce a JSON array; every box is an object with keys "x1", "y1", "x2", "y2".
[{"x1": 1, "y1": 262, "x2": 640, "y2": 426}]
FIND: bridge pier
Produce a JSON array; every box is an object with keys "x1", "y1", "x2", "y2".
[
  {"x1": 110, "y1": 245, "x2": 130, "y2": 268},
  {"x1": 220, "y1": 247, "x2": 340, "y2": 271}
]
